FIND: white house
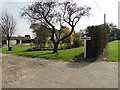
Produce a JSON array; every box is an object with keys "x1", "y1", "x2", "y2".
[{"x1": 2, "y1": 35, "x2": 31, "y2": 45}]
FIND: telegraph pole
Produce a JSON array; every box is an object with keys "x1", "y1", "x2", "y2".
[
  {"x1": 104, "y1": 14, "x2": 106, "y2": 26},
  {"x1": 104, "y1": 14, "x2": 110, "y2": 41},
  {"x1": 118, "y1": 1, "x2": 120, "y2": 29}
]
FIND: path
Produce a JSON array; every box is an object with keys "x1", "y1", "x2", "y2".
[{"x1": 2, "y1": 53, "x2": 118, "y2": 88}]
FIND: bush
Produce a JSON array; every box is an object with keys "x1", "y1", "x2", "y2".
[
  {"x1": 86, "y1": 26, "x2": 108, "y2": 58},
  {"x1": 72, "y1": 33, "x2": 83, "y2": 48},
  {"x1": 61, "y1": 28, "x2": 74, "y2": 48}
]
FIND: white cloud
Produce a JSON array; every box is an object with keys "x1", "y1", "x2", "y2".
[
  {"x1": 15, "y1": 20, "x2": 34, "y2": 38},
  {"x1": 1, "y1": 0, "x2": 119, "y2": 36}
]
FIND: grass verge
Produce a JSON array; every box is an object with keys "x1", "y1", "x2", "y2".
[
  {"x1": 1, "y1": 45, "x2": 84, "y2": 60},
  {"x1": 1, "y1": 40, "x2": 119, "y2": 61},
  {"x1": 104, "y1": 40, "x2": 119, "y2": 62}
]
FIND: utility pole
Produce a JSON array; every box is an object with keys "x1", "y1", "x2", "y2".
[
  {"x1": 104, "y1": 14, "x2": 106, "y2": 26},
  {"x1": 118, "y1": 1, "x2": 120, "y2": 29},
  {"x1": 104, "y1": 14, "x2": 109, "y2": 41}
]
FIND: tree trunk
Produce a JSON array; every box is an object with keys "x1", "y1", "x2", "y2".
[
  {"x1": 53, "y1": 42, "x2": 59, "y2": 53},
  {"x1": 8, "y1": 39, "x2": 10, "y2": 51}
]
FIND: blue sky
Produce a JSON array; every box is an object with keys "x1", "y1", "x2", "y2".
[
  {"x1": 0, "y1": 0, "x2": 120, "y2": 38},
  {"x1": 1, "y1": 2, "x2": 34, "y2": 38}
]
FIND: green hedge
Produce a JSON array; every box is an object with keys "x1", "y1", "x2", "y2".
[{"x1": 86, "y1": 26, "x2": 108, "y2": 58}]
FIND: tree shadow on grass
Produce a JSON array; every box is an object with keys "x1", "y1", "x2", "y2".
[
  {"x1": 66, "y1": 53, "x2": 96, "y2": 69},
  {"x1": 66, "y1": 47, "x2": 109, "y2": 69},
  {"x1": 18, "y1": 51, "x2": 53, "y2": 58}
]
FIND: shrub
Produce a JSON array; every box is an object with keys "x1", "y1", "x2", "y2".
[
  {"x1": 61, "y1": 28, "x2": 74, "y2": 48},
  {"x1": 72, "y1": 33, "x2": 83, "y2": 48},
  {"x1": 86, "y1": 26, "x2": 108, "y2": 58}
]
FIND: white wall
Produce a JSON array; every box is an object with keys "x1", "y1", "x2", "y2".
[{"x1": 7, "y1": 40, "x2": 17, "y2": 45}]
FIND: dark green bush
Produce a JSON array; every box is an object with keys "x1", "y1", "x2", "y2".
[{"x1": 86, "y1": 26, "x2": 108, "y2": 58}]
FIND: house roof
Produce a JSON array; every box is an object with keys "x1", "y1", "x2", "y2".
[{"x1": 2, "y1": 36, "x2": 31, "y2": 40}]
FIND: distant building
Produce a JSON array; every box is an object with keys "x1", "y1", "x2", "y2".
[
  {"x1": 25, "y1": 35, "x2": 31, "y2": 38},
  {"x1": 2, "y1": 35, "x2": 31, "y2": 45}
]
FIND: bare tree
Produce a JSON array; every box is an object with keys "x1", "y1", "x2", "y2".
[
  {"x1": 0, "y1": 12, "x2": 16, "y2": 50},
  {"x1": 21, "y1": 1, "x2": 91, "y2": 53}
]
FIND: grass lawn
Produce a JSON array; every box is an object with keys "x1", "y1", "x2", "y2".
[
  {"x1": 1, "y1": 45, "x2": 84, "y2": 60},
  {"x1": 1, "y1": 40, "x2": 119, "y2": 61},
  {"x1": 0, "y1": 48, "x2": 2, "y2": 52},
  {"x1": 105, "y1": 40, "x2": 119, "y2": 62}
]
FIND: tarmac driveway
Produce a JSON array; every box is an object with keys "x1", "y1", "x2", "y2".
[{"x1": 2, "y1": 53, "x2": 118, "y2": 88}]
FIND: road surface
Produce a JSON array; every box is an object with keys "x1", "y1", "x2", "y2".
[{"x1": 2, "y1": 53, "x2": 118, "y2": 88}]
